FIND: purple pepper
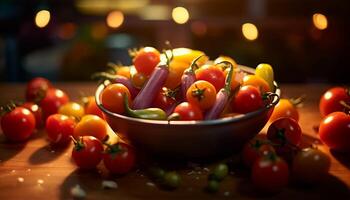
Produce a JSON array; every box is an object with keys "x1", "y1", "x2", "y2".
[
  {"x1": 132, "y1": 64, "x2": 169, "y2": 109},
  {"x1": 205, "y1": 61, "x2": 234, "y2": 120},
  {"x1": 180, "y1": 55, "x2": 205, "y2": 101},
  {"x1": 92, "y1": 72, "x2": 139, "y2": 99}
]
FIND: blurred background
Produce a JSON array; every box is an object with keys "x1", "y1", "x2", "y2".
[{"x1": 0, "y1": 0, "x2": 349, "y2": 83}]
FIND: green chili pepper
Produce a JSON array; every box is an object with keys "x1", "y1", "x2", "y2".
[{"x1": 123, "y1": 94, "x2": 167, "y2": 120}]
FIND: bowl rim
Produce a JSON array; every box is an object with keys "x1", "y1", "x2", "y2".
[{"x1": 95, "y1": 65, "x2": 280, "y2": 126}]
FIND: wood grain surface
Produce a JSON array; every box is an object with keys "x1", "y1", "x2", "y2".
[{"x1": 0, "y1": 83, "x2": 349, "y2": 199}]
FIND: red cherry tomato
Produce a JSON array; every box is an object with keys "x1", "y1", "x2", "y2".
[
  {"x1": 252, "y1": 154, "x2": 289, "y2": 193},
  {"x1": 242, "y1": 135, "x2": 275, "y2": 168},
  {"x1": 152, "y1": 87, "x2": 177, "y2": 111},
  {"x1": 267, "y1": 117, "x2": 302, "y2": 147},
  {"x1": 196, "y1": 65, "x2": 225, "y2": 91},
  {"x1": 45, "y1": 114, "x2": 76, "y2": 145},
  {"x1": 101, "y1": 83, "x2": 131, "y2": 114},
  {"x1": 186, "y1": 80, "x2": 217, "y2": 111},
  {"x1": 84, "y1": 96, "x2": 104, "y2": 119},
  {"x1": 1, "y1": 107, "x2": 36, "y2": 142},
  {"x1": 267, "y1": 117, "x2": 302, "y2": 161},
  {"x1": 71, "y1": 136, "x2": 104, "y2": 169},
  {"x1": 319, "y1": 87, "x2": 350, "y2": 117},
  {"x1": 22, "y1": 102, "x2": 43, "y2": 128},
  {"x1": 231, "y1": 85, "x2": 263, "y2": 114},
  {"x1": 103, "y1": 143, "x2": 136, "y2": 174},
  {"x1": 173, "y1": 102, "x2": 203, "y2": 120},
  {"x1": 292, "y1": 148, "x2": 331, "y2": 183},
  {"x1": 133, "y1": 47, "x2": 160, "y2": 76},
  {"x1": 25, "y1": 77, "x2": 52, "y2": 102},
  {"x1": 40, "y1": 88, "x2": 69, "y2": 119},
  {"x1": 319, "y1": 112, "x2": 350, "y2": 152}
]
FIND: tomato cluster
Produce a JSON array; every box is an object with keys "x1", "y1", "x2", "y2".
[
  {"x1": 242, "y1": 117, "x2": 330, "y2": 193},
  {"x1": 318, "y1": 87, "x2": 350, "y2": 152},
  {"x1": 0, "y1": 77, "x2": 136, "y2": 175},
  {"x1": 99, "y1": 47, "x2": 275, "y2": 122}
]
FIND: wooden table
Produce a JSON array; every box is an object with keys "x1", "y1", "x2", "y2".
[{"x1": 0, "y1": 83, "x2": 349, "y2": 199}]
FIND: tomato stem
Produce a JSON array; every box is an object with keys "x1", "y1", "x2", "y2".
[
  {"x1": 340, "y1": 100, "x2": 350, "y2": 114},
  {"x1": 290, "y1": 95, "x2": 306, "y2": 107},
  {"x1": 191, "y1": 84, "x2": 206, "y2": 101}
]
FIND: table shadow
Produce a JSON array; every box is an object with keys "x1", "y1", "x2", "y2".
[
  {"x1": 0, "y1": 134, "x2": 27, "y2": 162},
  {"x1": 330, "y1": 150, "x2": 350, "y2": 169},
  {"x1": 236, "y1": 172, "x2": 350, "y2": 199},
  {"x1": 28, "y1": 143, "x2": 69, "y2": 164},
  {"x1": 59, "y1": 168, "x2": 103, "y2": 200}
]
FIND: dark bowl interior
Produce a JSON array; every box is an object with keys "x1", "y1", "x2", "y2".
[{"x1": 95, "y1": 65, "x2": 280, "y2": 158}]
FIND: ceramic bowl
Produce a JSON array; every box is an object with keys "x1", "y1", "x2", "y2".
[{"x1": 96, "y1": 65, "x2": 280, "y2": 158}]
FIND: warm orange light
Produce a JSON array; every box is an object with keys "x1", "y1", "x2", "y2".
[
  {"x1": 313, "y1": 13, "x2": 328, "y2": 30},
  {"x1": 106, "y1": 11, "x2": 124, "y2": 28},
  {"x1": 242, "y1": 23, "x2": 258, "y2": 41},
  {"x1": 172, "y1": 7, "x2": 189, "y2": 24},
  {"x1": 35, "y1": 10, "x2": 50, "y2": 28},
  {"x1": 58, "y1": 23, "x2": 77, "y2": 40}
]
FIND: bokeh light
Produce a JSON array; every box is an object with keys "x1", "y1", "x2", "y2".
[
  {"x1": 106, "y1": 11, "x2": 124, "y2": 28},
  {"x1": 172, "y1": 7, "x2": 189, "y2": 24},
  {"x1": 313, "y1": 13, "x2": 328, "y2": 30},
  {"x1": 35, "y1": 10, "x2": 51, "y2": 28},
  {"x1": 242, "y1": 23, "x2": 258, "y2": 41}
]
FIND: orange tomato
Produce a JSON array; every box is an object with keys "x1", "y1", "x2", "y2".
[
  {"x1": 186, "y1": 80, "x2": 217, "y2": 110},
  {"x1": 101, "y1": 83, "x2": 131, "y2": 114},
  {"x1": 242, "y1": 75, "x2": 270, "y2": 93},
  {"x1": 84, "y1": 96, "x2": 104, "y2": 119},
  {"x1": 74, "y1": 115, "x2": 107, "y2": 141},
  {"x1": 116, "y1": 66, "x2": 131, "y2": 79},
  {"x1": 269, "y1": 99, "x2": 299, "y2": 123},
  {"x1": 58, "y1": 102, "x2": 85, "y2": 119}
]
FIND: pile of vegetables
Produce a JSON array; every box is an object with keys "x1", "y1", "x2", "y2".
[
  {"x1": 96, "y1": 46, "x2": 276, "y2": 121},
  {"x1": 0, "y1": 44, "x2": 348, "y2": 196}
]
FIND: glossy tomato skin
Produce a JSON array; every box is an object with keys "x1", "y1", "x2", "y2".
[
  {"x1": 231, "y1": 85, "x2": 263, "y2": 114},
  {"x1": 46, "y1": 114, "x2": 76, "y2": 145},
  {"x1": 103, "y1": 143, "x2": 136, "y2": 174},
  {"x1": 319, "y1": 87, "x2": 350, "y2": 117},
  {"x1": 252, "y1": 155, "x2": 289, "y2": 193},
  {"x1": 72, "y1": 136, "x2": 104, "y2": 169},
  {"x1": 267, "y1": 117, "x2": 302, "y2": 147},
  {"x1": 58, "y1": 102, "x2": 85, "y2": 119},
  {"x1": 25, "y1": 77, "x2": 52, "y2": 102},
  {"x1": 22, "y1": 102, "x2": 43, "y2": 128},
  {"x1": 267, "y1": 117, "x2": 302, "y2": 161},
  {"x1": 84, "y1": 96, "x2": 104, "y2": 119},
  {"x1": 292, "y1": 148, "x2": 330, "y2": 183},
  {"x1": 186, "y1": 80, "x2": 217, "y2": 111},
  {"x1": 196, "y1": 65, "x2": 225, "y2": 91},
  {"x1": 133, "y1": 47, "x2": 160, "y2": 76},
  {"x1": 101, "y1": 83, "x2": 131, "y2": 114},
  {"x1": 1, "y1": 107, "x2": 36, "y2": 142},
  {"x1": 242, "y1": 75, "x2": 271, "y2": 93},
  {"x1": 152, "y1": 88, "x2": 177, "y2": 111},
  {"x1": 319, "y1": 112, "x2": 350, "y2": 152},
  {"x1": 173, "y1": 102, "x2": 203, "y2": 120},
  {"x1": 40, "y1": 88, "x2": 69, "y2": 119},
  {"x1": 269, "y1": 99, "x2": 299, "y2": 123},
  {"x1": 74, "y1": 115, "x2": 107, "y2": 141},
  {"x1": 242, "y1": 136, "x2": 275, "y2": 168}
]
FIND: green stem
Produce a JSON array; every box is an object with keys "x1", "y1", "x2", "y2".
[
  {"x1": 217, "y1": 61, "x2": 234, "y2": 94},
  {"x1": 188, "y1": 54, "x2": 205, "y2": 74}
]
